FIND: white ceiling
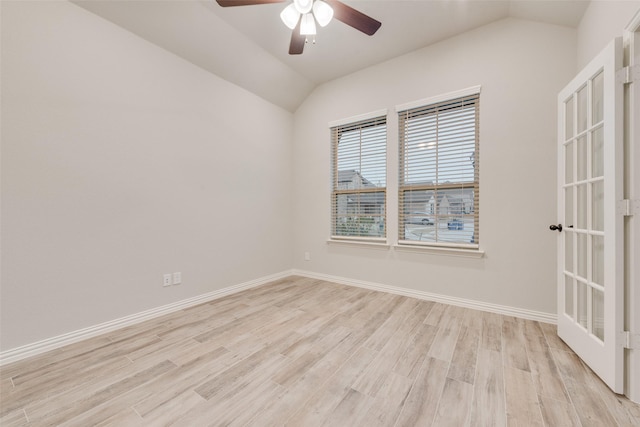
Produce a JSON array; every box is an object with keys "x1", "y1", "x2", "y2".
[{"x1": 73, "y1": 0, "x2": 590, "y2": 111}]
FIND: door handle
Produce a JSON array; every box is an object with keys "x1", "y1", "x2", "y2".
[{"x1": 549, "y1": 224, "x2": 563, "y2": 232}]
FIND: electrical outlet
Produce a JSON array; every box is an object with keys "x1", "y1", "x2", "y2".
[
  {"x1": 163, "y1": 274, "x2": 172, "y2": 287},
  {"x1": 304, "y1": 252, "x2": 311, "y2": 261},
  {"x1": 172, "y1": 272, "x2": 182, "y2": 285}
]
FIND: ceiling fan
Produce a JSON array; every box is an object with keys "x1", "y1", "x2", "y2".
[{"x1": 216, "y1": 0, "x2": 382, "y2": 55}]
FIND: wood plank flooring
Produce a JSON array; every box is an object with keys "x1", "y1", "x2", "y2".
[{"x1": 1, "y1": 276, "x2": 639, "y2": 426}]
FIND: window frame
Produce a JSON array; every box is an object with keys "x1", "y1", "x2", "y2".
[
  {"x1": 329, "y1": 110, "x2": 388, "y2": 243},
  {"x1": 396, "y1": 86, "x2": 481, "y2": 250}
]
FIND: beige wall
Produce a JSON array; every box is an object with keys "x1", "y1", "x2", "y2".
[
  {"x1": 0, "y1": 1, "x2": 293, "y2": 351},
  {"x1": 291, "y1": 18, "x2": 576, "y2": 315}
]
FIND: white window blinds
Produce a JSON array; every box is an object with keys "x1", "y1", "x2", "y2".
[
  {"x1": 398, "y1": 93, "x2": 479, "y2": 247},
  {"x1": 331, "y1": 116, "x2": 387, "y2": 239}
]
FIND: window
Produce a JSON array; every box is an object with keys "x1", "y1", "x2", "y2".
[
  {"x1": 398, "y1": 90, "x2": 479, "y2": 248},
  {"x1": 331, "y1": 114, "x2": 387, "y2": 240}
]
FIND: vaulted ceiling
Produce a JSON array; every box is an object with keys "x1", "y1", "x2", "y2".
[{"x1": 73, "y1": 0, "x2": 590, "y2": 111}]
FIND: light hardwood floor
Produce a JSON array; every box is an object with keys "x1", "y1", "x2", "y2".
[{"x1": 1, "y1": 276, "x2": 639, "y2": 426}]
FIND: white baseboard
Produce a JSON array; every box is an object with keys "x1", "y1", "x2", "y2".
[
  {"x1": 1, "y1": 268, "x2": 556, "y2": 366},
  {"x1": 292, "y1": 269, "x2": 557, "y2": 324},
  {"x1": 0, "y1": 270, "x2": 294, "y2": 366}
]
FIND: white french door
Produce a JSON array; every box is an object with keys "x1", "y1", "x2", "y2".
[{"x1": 556, "y1": 38, "x2": 624, "y2": 393}]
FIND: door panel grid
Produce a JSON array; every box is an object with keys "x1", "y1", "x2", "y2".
[
  {"x1": 563, "y1": 71, "x2": 605, "y2": 340},
  {"x1": 557, "y1": 37, "x2": 623, "y2": 393}
]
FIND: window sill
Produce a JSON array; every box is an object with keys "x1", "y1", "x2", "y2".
[
  {"x1": 327, "y1": 238, "x2": 390, "y2": 249},
  {"x1": 394, "y1": 243, "x2": 485, "y2": 258}
]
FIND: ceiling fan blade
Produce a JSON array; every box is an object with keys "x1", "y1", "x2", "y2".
[
  {"x1": 289, "y1": 18, "x2": 305, "y2": 55},
  {"x1": 216, "y1": 0, "x2": 286, "y2": 6},
  {"x1": 325, "y1": 0, "x2": 381, "y2": 36}
]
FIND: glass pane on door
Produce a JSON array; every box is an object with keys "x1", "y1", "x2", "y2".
[
  {"x1": 577, "y1": 85, "x2": 588, "y2": 133},
  {"x1": 592, "y1": 127, "x2": 604, "y2": 178},
  {"x1": 577, "y1": 282, "x2": 588, "y2": 328},
  {"x1": 592, "y1": 180, "x2": 604, "y2": 231},
  {"x1": 565, "y1": 187, "x2": 574, "y2": 226},
  {"x1": 565, "y1": 275, "x2": 574, "y2": 317},
  {"x1": 593, "y1": 289, "x2": 604, "y2": 341},
  {"x1": 565, "y1": 142, "x2": 574, "y2": 184},
  {"x1": 577, "y1": 136, "x2": 587, "y2": 181},
  {"x1": 592, "y1": 71, "x2": 604, "y2": 124},
  {"x1": 577, "y1": 185, "x2": 587, "y2": 229},
  {"x1": 565, "y1": 98, "x2": 574, "y2": 140},
  {"x1": 592, "y1": 235, "x2": 604, "y2": 286},
  {"x1": 565, "y1": 231, "x2": 573, "y2": 272},
  {"x1": 577, "y1": 233, "x2": 587, "y2": 279}
]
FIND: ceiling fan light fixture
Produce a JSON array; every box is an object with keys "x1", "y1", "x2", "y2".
[
  {"x1": 216, "y1": 0, "x2": 380, "y2": 55},
  {"x1": 300, "y1": 13, "x2": 317, "y2": 35},
  {"x1": 293, "y1": 0, "x2": 313, "y2": 14},
  {"x1": 312, "y1": 0, "x2": 333, "y2": 27},
  {"x1": 280, "y1": 4, "x2": 300, "y2": 30}
]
